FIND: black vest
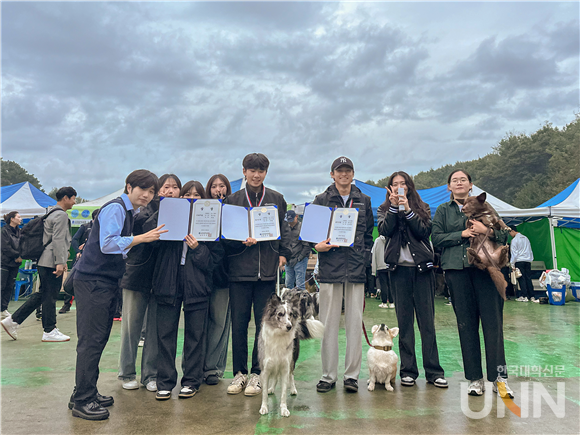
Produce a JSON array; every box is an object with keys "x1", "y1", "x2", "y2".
[{"x1": 75, "y1": 197, "x2": 134, "y2": 283}]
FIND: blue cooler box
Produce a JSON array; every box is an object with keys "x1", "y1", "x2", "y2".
[
  {"x1": 547, "y1": 284, "x2": 566, "y2": 305},
  {"x1": 570, "y1": 283, "x2": 580, "y2": 302}
]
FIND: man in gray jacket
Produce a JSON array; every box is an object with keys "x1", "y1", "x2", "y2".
[
  {"x1": 2, "y1": 187, "x2": 76, "y2": 342},
  {"x1": 284, "y1": 210, "x2": 311, "y2": 289}
]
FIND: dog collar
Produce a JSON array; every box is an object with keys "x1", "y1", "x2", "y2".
[{"x1": 373, "y1": 345, "x2": 392, "y2": 351}]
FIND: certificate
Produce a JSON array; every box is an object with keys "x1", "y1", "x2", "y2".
[
  {"x1": 250, "y1": 206, "x2": 280, "y2": 242},
  {"x1": 191, "y1": 199, "x2": 222, "y2": 241},
  {"x1": 221, "y1": 204, "x2": 250, "y2": 241},
  {"x1": 329, "y1": 208, "x2": 359, "y2": 247},
  {"x1": 158, "y1": 197, "x2": 192, "y2": 241},
  {"x1": 299, "y1": 203, "x2": 333, "y2": 243}
]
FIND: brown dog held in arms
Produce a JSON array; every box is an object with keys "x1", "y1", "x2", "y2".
[{"x1": 462, "y1": 192, "x2": 510, "y2": 300}]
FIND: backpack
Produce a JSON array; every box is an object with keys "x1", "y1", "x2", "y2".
[{"x1": 19, "y1": 208, "x2": 66, "y2": 261}]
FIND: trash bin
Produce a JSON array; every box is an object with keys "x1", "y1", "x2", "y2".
[
  {"x1": 570, "y1": 282, "x2": 580, "y2": 302},
  {"x1": 547, "y1": 284, "x2": 566, "y2": 305}
]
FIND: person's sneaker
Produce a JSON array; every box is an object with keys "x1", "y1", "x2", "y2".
[
  {"x1": 429, "y1": 378, "x2": 449, "y2": 388},
  {"x1": 1, "y1": 310, "x2": 11, "y2": 320},
  {"x1": 515, "y1": 296, "x2": 528, "y2": 302},
  {"x1": 344, "y1": 378, "x2": 358, "y2": 392},
  {"x1": 59, "y1": 304, "x2": 71, "y2": 314},
  {"x1": 316, "y1": 380, "x2": 336, "y2": 393},
  {"x1": 227, "y1": 372, "x2": 248, "y2": 395},
  {"x1": 389, "y1": 303, "x2": 395, "y2": 309},
  {"x1": 178, "y1": 386, "x2": 197, "y2": 398},
  {"x1": 467, "y1": 379, "x2": 485, "y2": 396},
  {"x1": 42, "y1": 328, "x2": 70, "y2": 342},
  {"x1": 146, "y1": 381, "x2": 157, "y2": 392},
  {"x1": 72, "y1": 400, "x2": 110, "y2": 421},
  {"x1": 123, "y1": 380, "x2": 139, "y2": 390},
  {"x1": 378, "y1": 303, "x2": 388, "y2": 308},
  {"x1": 155, "y1": 390, "x2": 171, "y2": 400},
  {"x1": 401, "y1": 376, "x2": 415, "y2": 386},
  {"x1": 530, "y1": 297, "x2": 540, "y2": 303},
  {"x1": 68, "y1": 389, "x2": 114, "y2": 410},
  {"x1": 244, "y1": 373, "x2": 262, "y2": 396},
  {"x1": 205, "y1": 374, "x2": 220, "y2": 385},
  {"x1": 493, "y1": 377, "x2": 515, "y2": 399},
  {"x1": 1, "y1": 315, "x2": 19, "y2": 340},
  {"x1": 138, "y1": 339, "x2": 145, "y2": 347},
  {"x1": 113, "y1": 317, "x2": 122, "y2": 321},
  {"x1": 445, "y1": 300, "x2": 452, "y2": 306}
]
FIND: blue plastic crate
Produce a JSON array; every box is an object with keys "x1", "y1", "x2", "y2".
[
  {"x1": 547, "y1": 284, "x2": 566, "y2": 305},
  {"x1": 570, "y1": 283, "x2": 580, "y2": 302}
]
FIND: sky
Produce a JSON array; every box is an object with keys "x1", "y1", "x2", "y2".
[{"x1": 2, "y1": 1, "x2": 578, "y2": 204}]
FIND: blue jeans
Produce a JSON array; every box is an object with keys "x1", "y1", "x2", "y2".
[{"x1": 285, "y1": 256, "x2": 309, "y2": 289}]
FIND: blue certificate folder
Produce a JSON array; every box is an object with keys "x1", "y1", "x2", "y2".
[
  {"x1": 221, "y1": 204, "x2": 250, "y2": 241},
  {"x1": 299, "y1": 203, "x2": 333, "y2": 244},
  {"x1": 158, "y1": 197, "x2": 193, "y2": 241},
  {"x1": 221, "y1": 204, "x2": 281, "y2": 242}
]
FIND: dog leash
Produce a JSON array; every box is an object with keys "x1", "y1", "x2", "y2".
[{"x1": 362, "y1": 299, "x2": 373, "y2": 347}]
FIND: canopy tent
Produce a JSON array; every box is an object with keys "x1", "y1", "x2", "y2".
[
  {"x1": 0, "y1": 182, "x2": 56, "y2": 221},
  {"x1": 68, "y1": 188, "x2": 125, "y2": 226}
]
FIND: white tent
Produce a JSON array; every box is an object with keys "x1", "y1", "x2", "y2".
[
  {"x1": 0, "y1": 182, "x2": 56, "y2": 220},
  {"x1": 69, "y1": 188, "x2": 125, "y2": 226}
]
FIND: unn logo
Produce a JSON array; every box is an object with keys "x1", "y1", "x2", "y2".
[{"x1": 460, "y1": 382, "x2": 566, "y2": 419}]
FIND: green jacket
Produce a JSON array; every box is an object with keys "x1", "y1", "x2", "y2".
[{"x1": 432, "y1": 199, "x2": 508, "y2": 270}]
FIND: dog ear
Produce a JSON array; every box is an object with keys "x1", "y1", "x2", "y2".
[
  {"x1": 477, "y1": 192, "x2": 486, "y2": 202},
  {"x1": 389, "y1": 327, "x2": 399, "y2": 338},
  {"x1": 371, "y1": 325, "x2": 379, "y2": 334},
  {"x1": 269, "y1": 293, "x2": 281, "y2": 305}
]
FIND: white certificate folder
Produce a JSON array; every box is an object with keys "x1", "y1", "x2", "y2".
[
  {"x1": 221, "y1": 204, "x2": 281, "y2": 242},
  {"x1": 158, "y1": 197, "x2": 223, "y2": 241},
  {"x1": 299, "y1": 203, "x2": 359, "y2": 247},
  {"x1": 158, "y1": 197, "x2": 193, "y2": 241}
]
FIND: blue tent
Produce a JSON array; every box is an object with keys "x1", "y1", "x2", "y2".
[{"x1": 1, "y1": 182, "x2": 56, "y2": 222}]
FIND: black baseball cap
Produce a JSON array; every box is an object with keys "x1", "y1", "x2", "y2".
[
  {"x1": 331, "y1": 156, "x2": 354, "y2": 172},
  {"x1": 286, "y1": 210, "x2": 297, "y2": 221}
]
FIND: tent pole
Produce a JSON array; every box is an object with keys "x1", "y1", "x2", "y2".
[{"x1": 548, "y1": 209, "x2": 558, "y2": 270}]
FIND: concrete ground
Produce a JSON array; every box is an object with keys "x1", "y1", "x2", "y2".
[{"x1": 1, "y1": 295, "x2": 579, "y2": 435}]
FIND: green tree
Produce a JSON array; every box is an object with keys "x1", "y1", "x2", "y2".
[
  {"x1": 1, "y1": 159, "x2": 43, "y2": 190},
  {"x1": 48, "y1": 187, "x2": 88, "y2": 204}
]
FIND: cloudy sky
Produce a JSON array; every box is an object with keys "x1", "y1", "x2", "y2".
[{"x1": 2, "y1": 1, "x2": 578, "y2": 203}]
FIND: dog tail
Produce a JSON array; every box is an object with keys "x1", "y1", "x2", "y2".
[
  {"x1": 488, "y1": 266, "x2": 507, "y2": 301},
  {"x1": 298, "y1": 319, "x2": 325, "y2": 340}
]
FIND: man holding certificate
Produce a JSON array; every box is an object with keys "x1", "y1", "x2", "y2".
[
  {"x1": 312, "y1": 156, "x2": 374, "y2": 394},
  {"x1": 223, "y1": 153, "x2": 291, "y2": 397}
]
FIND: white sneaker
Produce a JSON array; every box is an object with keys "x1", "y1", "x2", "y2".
[
  {"x1": 123, "y1": 380, "x2": 139, "y2": 390},
  {"x1": 493, "y1": 377, "x2": 515, "y2": 398},
  {"x1": 1, "y1": 315, "x2": 19, "y2": 340},
  {"x1": 467, "y1": 379, "x2": 485, "y2": 396},
  {"x1": 42, "y1": 328, "x2": 70, "y2": 342},
  {"x1": 516, "y1": 297, "x2": 528, "y2": 302},
  {"x1": 227, "y1": 372, "x2": 248, "y2": 395},
  {"x1": 244, "y1": 373, "x2": 262, "y2": 396},
  {"x1": 146, "y1": 380, "x2": 157, "y2": 392},
  {"x1": 530, "y1": 297, "x2": 539, "y2": 303},
  {"x1": 389, "y1": 303, "x2": 395, "y2": 309},
  {"x1": 1, "y1": 310, "x2": 10, "y2": 320},
  {"x1": 378, "y1": 303, "x2": 388, "y2": 308}
]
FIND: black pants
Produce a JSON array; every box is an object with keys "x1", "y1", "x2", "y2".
[
  {"x1": 445, "y1": 268, "x2": 507, "y2": 382},
  {"x1": 156, "y1": 299, "x2": 208, "y2": 392},
  {"x1": 515, "y1": 261, "x2": 534, "y2": 299},
  {"x1": 12, "y1": 266, "x2": 63, "y2": 332},
  {"x1": 365, "y1": 266, "x2": 376, "y2": 295},
  {"x1": 389, "y1": 267, "x2": 444, "y2": 382},
  {"x1": 73, "y1": 279, "x2": 118, "y2": 405},
  {"x1": 377, "y1": 270, "x2": 393, "y2": 304},
  {"x1": 229, "y1": 280, "x2": 275, "y2": 375},
  {"x1": 1, "y1": 267, "x2": 19, "y2": 312}
]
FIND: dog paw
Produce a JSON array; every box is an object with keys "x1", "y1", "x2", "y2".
[
  {"x1": 367, "y1": 383, "x2": 375, "y2": 391},
  {"x1": 290, "y1": 388, "x2": 298, "y2": 396},
  {"x1": 280, "y1": 406, "x2": 290, "y2": 418},
  {"x1": 386, "y1": 385, "x2": 394, "y2": 392},
  {"x1": 259, "y1": 405, "x2": 269, "y2": 415}
]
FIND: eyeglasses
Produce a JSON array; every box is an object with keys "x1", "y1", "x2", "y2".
[{"x1": 450, "y1": 178, "x2": 469, "y2": 184}]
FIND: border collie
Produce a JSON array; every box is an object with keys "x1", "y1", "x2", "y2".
[{"x1": 258, "y1": 292, "x2": 324, "y2": 417}]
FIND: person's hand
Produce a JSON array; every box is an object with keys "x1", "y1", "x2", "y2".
[
  {"x1": 15, "y1": 257, "x2": 23, "y2": 263},
  {"x1": 386, "y1": 186, "x2": 399, "y2": 206},
  {"x1": 315, "y1": 238, "x2": 340, "y2": 252},
  {"x1": 243, "y1": 237, "x2": 257, "y2": 247},
  {"x1": 78, "y1": 243, "x2": 85, "y2": 251},
  {"x1": 461, "y1": 228, "x2": 477, "y2": 238},
  {"x1": 279, "y1": 256, "x2": 287, "y2": 269},
  {"x1": 76, "y1": 252, "x2": 82, "y2": 259},
  {"x1": 185, "y1": 234, "x2": 199, "y2": 249},
  {"x1": 470, "y1": 220, "x2": 488, "y2": 235},
  {"x1": 132, "y1": 225, "x2": 168, "y2": 246},
  {"x1": 54, "y1": 264, "x2": 65, "y2": 277}
]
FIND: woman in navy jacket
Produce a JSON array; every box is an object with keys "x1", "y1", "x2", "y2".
[
  {"x1": 1, "y1": 211, "x2": 22, "y2": 317},
  {"x1": 377, "y1": 171, "x2": 447, "y2": 389}
]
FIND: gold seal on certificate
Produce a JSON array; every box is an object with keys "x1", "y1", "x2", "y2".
[
  {"x1": 250, "y1": 206, "x2": 280, "y2": 241},
  {"x1": 329, "y1": 207, "x2": 359, "y2": 246},
  {"x1": 191, "y1": 199, "x2": 222, "y2": 241}
]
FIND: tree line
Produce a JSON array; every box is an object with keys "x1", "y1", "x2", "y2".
[{"x1": 366, "y1": 115, "x2": 579, "y2": 208}]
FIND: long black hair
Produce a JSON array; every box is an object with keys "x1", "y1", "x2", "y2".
[{"x1": 378, "y1": 171, "x2": 430, "y2": 223}]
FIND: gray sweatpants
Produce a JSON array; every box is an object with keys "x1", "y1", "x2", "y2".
[{"x1": 319, "y1": 282, "x2": 364, "y2": 383}]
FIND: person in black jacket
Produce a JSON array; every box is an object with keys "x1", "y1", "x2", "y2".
[
  {"x1": 118, "y1": 174, "x2": 181, "y2": 393},
  {"x1": 1, "y1": 211, "x2": 23, "y2": 319},
  {"x1": 313, "y1": 156, "x2": 374, "y2": 394},
  {"x1": 377, "y1": 171, "x2": 447, "y2": 389},
  {"x1": 224, "y1": 153, "x2": 291, "y2": 397},
  {"x1": 148, "y1": 181, "x2": 220, "y2": 400}
]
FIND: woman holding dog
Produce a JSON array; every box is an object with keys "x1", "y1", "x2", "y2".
[
  {"x1": 432, "y1": 170, "x2": 513, "y2": 398},
  {"x1": 377, "y1": 171, "x2": 447, "y2": 389}
]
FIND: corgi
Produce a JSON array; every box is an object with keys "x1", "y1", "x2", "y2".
[
  {"x1": 258, "y1": 293, "x2": 324, "y2": 417},
  {"x1": 367, "y1": 324, "x2": 399, "y2": 392}
]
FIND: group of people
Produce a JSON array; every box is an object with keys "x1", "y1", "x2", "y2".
[{"x1": 1, "y1": 154, "x2": 516, "y2": 422}]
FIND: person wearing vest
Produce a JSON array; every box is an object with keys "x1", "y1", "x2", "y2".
[
  {"x1": 312, "y1": 157, "x2": 374, "y2": 394},
  {"x1": 69, "y1": 170, "x2": 166, "y2": 421}
]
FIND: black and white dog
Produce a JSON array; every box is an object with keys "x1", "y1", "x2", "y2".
[{"x1": 258, "y1": 291, "x2": 324, "y2": 417}]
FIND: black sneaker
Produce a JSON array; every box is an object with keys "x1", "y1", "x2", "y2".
[
  {"x1": 205, "y1": 374, "x2": 219, "y2": 385},
  {"x1": 344, "y1": 378, "x2": 358, "y2": 393},
  {"x1": 316, "y1": 381, "x2": 336, "y2": 393},
  {"x1": 59, "y1": 304, "x2": 71, "y2": 314}
]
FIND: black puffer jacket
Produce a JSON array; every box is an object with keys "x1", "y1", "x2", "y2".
[
  {"x1": 1, "y1": 225, "x2": 21, "y2": 268},
  {"x1": 312, "y1": 184, "x2": 374, "y2": 283},
  {"x1": 223, "y1": 186, "x2": 291, "y2": 282},
  {"x1": 377, "y1": 204, "x2": 434, "y2": 273},
  {"x1": 120, "y1": 198, "x2": 160, "y2": 293}
]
